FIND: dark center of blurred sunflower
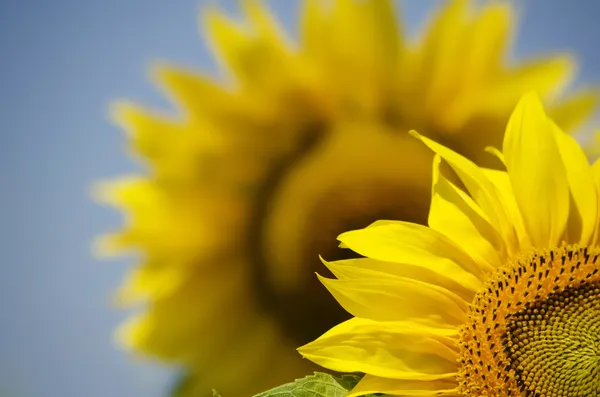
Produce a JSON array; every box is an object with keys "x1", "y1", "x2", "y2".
[{"x1": 248, "y1": 121, "x2": 433, "y2": 346}]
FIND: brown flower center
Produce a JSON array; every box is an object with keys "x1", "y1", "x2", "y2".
[
  {"x1": 457, "y1": 245, "x2": 600, "y2": 396},
  {"x1": 504, "y1": 281, "x2": 600, "y2": 396}
]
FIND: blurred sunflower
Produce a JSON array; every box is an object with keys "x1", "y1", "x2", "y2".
[
  {"x1": 299, "y1": 92, "x2": 600, "y2": 397},
  {"x1": 95, "y1": 0, "x2": 597, "y2": 396}
]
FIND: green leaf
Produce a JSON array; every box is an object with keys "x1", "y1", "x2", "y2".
[
  {"x1": 212, "y1": 372, "x2": 364, "y2": 397},
  {"x1": 254, "y1": 372, "x2": 358, "y2": 397},
  {"x1": 329, "y1": 374, "x2": 363, "y2": 392},
  {"x1": 173, "y1": 371, "x2": 371, "y2": 397}
]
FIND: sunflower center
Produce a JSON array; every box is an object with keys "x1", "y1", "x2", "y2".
[
  {"x1": 504, "y1": 281, "x2": 600, "y2": 397},
  {"x1": 457, "y1": 245, "x2": 600, "y2": 397}
]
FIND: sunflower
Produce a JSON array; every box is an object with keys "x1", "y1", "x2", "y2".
[
  {"x1": 299, "y1": 92, "x2": 600, "y2": 396},
  {"x1": 96, "y1": 0, "x2": 597, "y2": 396}
]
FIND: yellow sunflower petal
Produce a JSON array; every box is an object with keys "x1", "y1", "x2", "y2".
[
  {"x1": 483, "y1": 146, "x2": 505, "y2": 165},
  {"x1": 551, "y1": 121, "x2": 597, "y2": 244},
  {"x1": 347, "y1": 374, "x2": 460, "y2": 397},
  {"x1": 117, "y1": 258, "x2": 252, "y2": 361},
  {"x1": 151, "y1": 65, "x2": 268, "y2": 122},
  {"x1": 114, "y1": 259, "x2": 188, "y2": 303},
  {"x1": 428, "y1": 155, "x2": 505, "y2": 271},
  {"x1": 410, "y1": 130, "x2": 516, "y2": 250},
  {"x1": 477, "y1": 56, "x2": 574, "y2": 117},
  {"x1": 548, "y1": 89, "x2": 600, "y2": 133},
  {"x1": 417, "y1": 0, "x2": 469, "y2": 116},
  {"x1": 94, "y1": 178, "x2": 244, "y2": 258},
  {"x1": 202, "y1": 7, "x2": 250, "y2": 76},
  {"x1": 298, "y1": 317, "x2": 458, "y2": 380},
  {"x1": 299, "y1": 0, "x2": 322, "y2": 53},
  {"x1": 590, "y1": 159, "x2": 600, "y2": 245},
  {"x1": 109, "y1": 101, "x2": 182, "y2": 162},
  {"x1": 317, "y1": 273, "x2": 467, "y2": 325},
  {"x1": 480, "y1": 168, "x2": 531, "y2": 252},
  {"x1": 503, "y1": 92, "x2": 570, "y2": 248},
  {"x1": 321, "y1": 257, "x2": 475, "y2": 303},
  {"x1": 338, "y1": 222, "x2": 483, "y2": 291},
  {"x1": 458, "y1": 2, "x2": 510, "y2": 90},
  {"x1": 203, "y1": 2, "x2": 288, "y2": 88},
  {"x1": 437, "y1": 2, "x2": 511, "y2": 129},
  {"x1": 300, "y1": 0, "x2": 401, "y2": 114},
  {"x1": 328, "y1": 0, "x2": 400, "y2": 74},
  {"x1": 241, "y1": 0, "x2": 288, "y2": 49}
]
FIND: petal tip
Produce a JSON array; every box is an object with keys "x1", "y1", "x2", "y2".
[
  {"x1": 408, "y1": 129, "x2": 422, "y2": 141},
  {"x1": 108, "y1": 100, "x2": 134, "y2": 126},
  {"x1": 518, "y1": 91, "x2": 545, "y2": 112}
]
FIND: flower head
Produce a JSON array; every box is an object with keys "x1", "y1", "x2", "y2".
[
  {"x1": 299, "y1": 92, "x2": 600, "y2": 396},
  {"x1": 96, "y1": 0, "x2": 597, "y2": 395}
]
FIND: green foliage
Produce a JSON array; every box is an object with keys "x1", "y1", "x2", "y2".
[
  {"x1": 211, "y1": 373, "x2": 363, "y2": 397},
  {"x1": 329, "y1": 374, "x2": 363, "y2": 392},
  {"x1": 174, "y1": 371, "x2": 368, "y2": 397}
]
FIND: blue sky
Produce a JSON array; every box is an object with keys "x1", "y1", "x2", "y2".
[{"x1": 1, "y1": 1, "x2": 599, "y2": 396}]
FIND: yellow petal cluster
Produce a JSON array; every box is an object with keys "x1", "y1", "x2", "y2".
[{"x1": 300, "y1": 93, "x2": 600, "y2": 396}]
